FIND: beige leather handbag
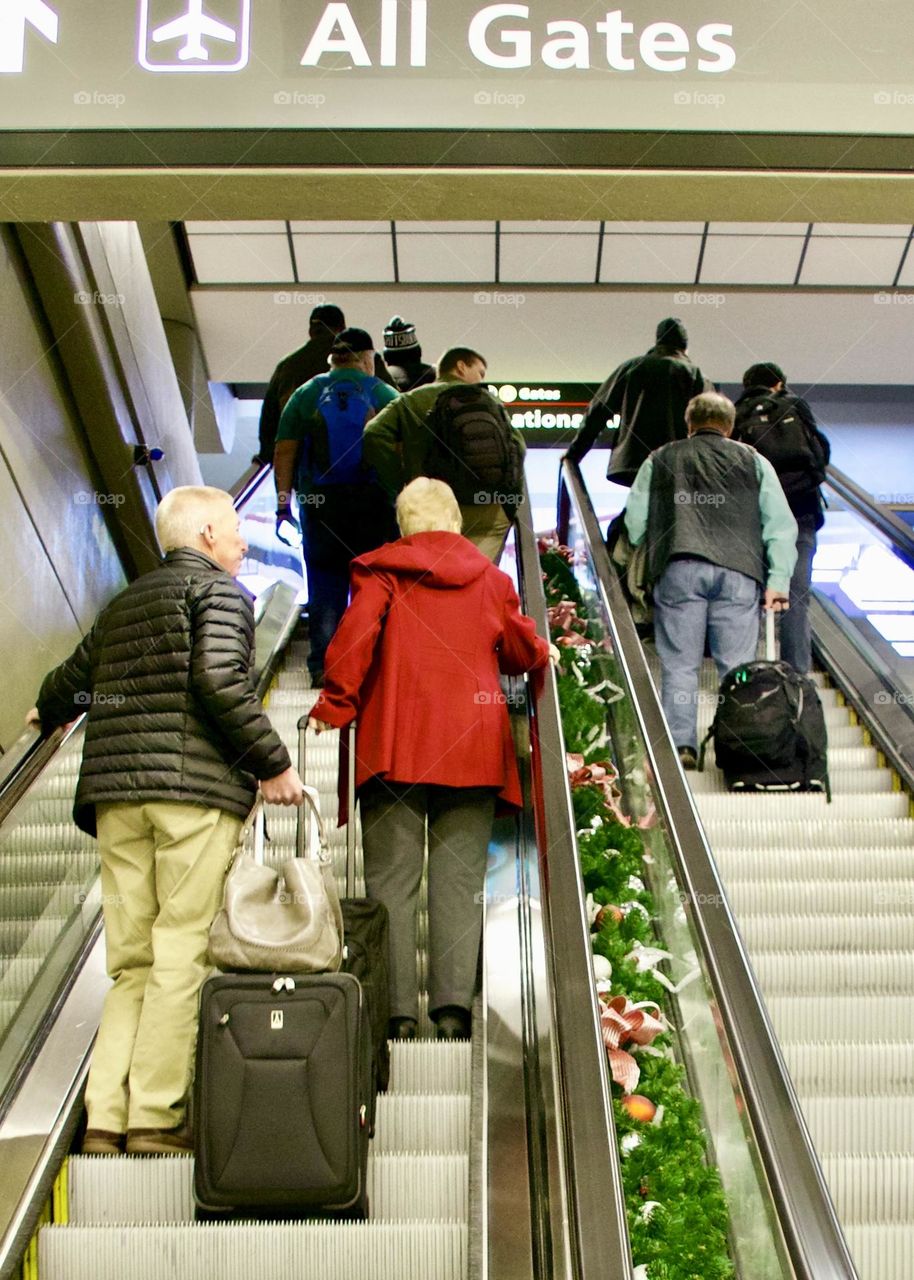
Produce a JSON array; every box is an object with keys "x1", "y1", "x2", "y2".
[{"x1": 208, "y1": 787, "x2": 343, "y2": 974}]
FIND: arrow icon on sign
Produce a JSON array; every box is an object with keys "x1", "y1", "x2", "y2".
[{"x1": 0, "y1": 0, "x2": 59, "y2": 74}]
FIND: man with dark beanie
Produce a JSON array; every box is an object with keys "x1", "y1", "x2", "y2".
[
  {"x1": 257, "y1": 303, "x2": 395, "y2": 463},
  {"x1": 383, "y1": 316, "x2": 436, "y2": 392},
  {"x1": 565, "y1": 317, "x2": 708, "y2": 486},
  {"x1": 733, "y1": 362, "x2": 830, "y2": 673}
]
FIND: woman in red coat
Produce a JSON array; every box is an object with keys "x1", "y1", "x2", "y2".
[{"x1": 309, "y1": 478, "x2": 551, "y2": 1040}]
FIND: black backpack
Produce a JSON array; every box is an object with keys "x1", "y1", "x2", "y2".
[
  {"x1": 424, "y1": 384, "x2": 524, "y2": 507},
  {"x1": 735, "y1": 394, "x2": 827, "y2": 503},
  {"x1": 699, "y1": 660, "x2": 830, "y2": 799}
]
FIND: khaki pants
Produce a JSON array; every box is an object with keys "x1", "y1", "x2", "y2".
[
  {"x1": 458, "y1": 503, "x2": 511, "y2": 564},
  {"x1": 85, "y1": 801, "x2": 242, "y2": 1132}
]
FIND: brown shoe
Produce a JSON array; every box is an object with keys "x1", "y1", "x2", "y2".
[
  {"x1": 82, "y1": 1129, "x2": 125, "y2": 1156},
  {"x1": 126, "y1": 1126, "x2": 193, "y2": 1156}
]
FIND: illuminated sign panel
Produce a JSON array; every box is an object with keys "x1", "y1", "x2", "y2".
[
  {"x1": 491, "y1": 383, "x2": 609, "y2": 442},
  {"x1": 0, "y1": 2, "x2": 911, "y2": 132}
]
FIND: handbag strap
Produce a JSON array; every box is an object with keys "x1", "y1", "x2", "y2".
[{"x1": 299, "y1": 784, "x2": 330, "y2": 863}]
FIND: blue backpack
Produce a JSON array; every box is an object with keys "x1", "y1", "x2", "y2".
[{"x1": 311, "y1": 375, "x2": 379, "y2": 485}]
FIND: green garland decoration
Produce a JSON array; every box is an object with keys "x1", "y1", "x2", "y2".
[{"x1": 540, "y1": 544, "x2": 735, "y2": 1280}]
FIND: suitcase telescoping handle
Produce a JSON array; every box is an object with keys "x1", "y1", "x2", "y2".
[
  {"x1": 764, "y1": 605, "x2": 778, "y2": 663},
  {"x1": 297, "y1": 714, "x2": 357, "y2": 896}
]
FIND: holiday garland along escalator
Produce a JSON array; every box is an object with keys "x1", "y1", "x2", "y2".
[{"x1": 540, "y1": 539, "x2": 734, "y2": 1280}]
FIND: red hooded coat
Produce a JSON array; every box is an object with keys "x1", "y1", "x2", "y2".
[{"x1": 310, "y1": 531, "x2": 550, "y2": 810}]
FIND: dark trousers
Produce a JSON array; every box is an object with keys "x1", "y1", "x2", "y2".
[
  {"x1": 780, "y1": 520, "x2": 817, "y2": 674},
  {"x1": 358, "y1": 780, "x2": 496, "y2": 1020},
  {"x1": 301, "y1": 485, "x2": 397, "y2": 677}
]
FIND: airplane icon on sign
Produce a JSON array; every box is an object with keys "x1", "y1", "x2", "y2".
[
  {"x1": 0, "y1": 0, "x2": 59, "y2": 74},
  {"x1": 138, "y1": 0, "x2": 250, "y2": 72},
  {"x1": 151, "y1": 0, "x2": 235, "y2": 62}
]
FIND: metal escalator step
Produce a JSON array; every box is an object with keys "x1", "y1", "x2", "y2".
[
  {"x1": 67, "y1": 1153, "x2": 468, "y2": 1225},
  {"x1": 40, "y1": 1222, "x2": 466, "y2": 1280},
  {"x1": 696, "y1": 793, "x2": 909, "y2": 819},
  {"x1": 0, "y1": 955, "x2": 43, "y2": 1000},
  {"x1": 784, "y1": 1041, "x2": 914, "y2": 1094},
  {"x1": 0, "y1": 852, "x2": 96, "y2": 885},
  {"x1": 0, "y1": 825, "x2": 92, "y2": 855},
  {"x1": 845, "y1": 1223, "x2": 914, "y2": 1280},
  {"x1": 753, "y1": 951, "x2": 914, "y2": 996},
  {"x1": 373, "y1": 1095, "x2": 469, "y2": 1153},
  {"x1": 689, "y1": 767, "x2": 895, "y2": 795},
  {"x1": 729, "y1": 879, "x2": 914, "y2": 916},
  {"x1": 388, "y1": 1042, "x2": 471, "y2": 1095},
  {"x1": 0, "y1": 885, "x2": 83, "y2": 918},
  {"x1": 716, "y1": 849, "x2": 914, "y2": 882},
  {"x1": 740, "y1": 913, "x2": 914, "y2": 951},
  {"x1": 704, "y1": 819, "x2": 913, "y2": 848},
  {"x1": 0, "y1": 916, "x2": 70, "y2": 956},
  {"x1": 801, "y1": 1096, "x2": 914, "y2": 1155},
  {"x1": 822, "y1": 1154, "x2": 914, "y2": 1226},
  {"x1": 767, "y1": 996, "x2": 914, "y2": 1044}
]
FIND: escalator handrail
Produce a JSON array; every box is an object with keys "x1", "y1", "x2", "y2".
[
  {"x1": 514, "y1": 491, "x2": 634, "y2": 1280},
  {"x1": 824, "y1": 463, "x2": 914, "y2": 569},
  {"x1": 560, "y1": 458, "x2": 859, "y2": 1280}
]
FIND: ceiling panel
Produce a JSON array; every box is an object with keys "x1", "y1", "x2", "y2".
[
  {"x1": 800, "y1": 236, "x2": 906, "y2": 286},
  {"x1": 397, "y1": 222, "x2": 495, "y2": 233},
  {"x1": 184, "y1": 221, "x2": 287, "y2": 234},
  {"x1": 188, "y1": 233, "x2": 293, "y2": 283},
  {"x1": 701, "y1": 234, "x2": 805, "y2": 285},
  {"x1": 890, "y1": 248, "x2": 914, "y2": 287},
  {"x1": 709, "y1": 222, "x2": 809, "y2": 236},
  {"x1": 292, "y1": 233, "x2": 395, "y2": 283},
  {"x1": 397, "y1": 234, "x2": 494, "y2": 283},
  {"x1": 600, "y1": 233, "x2": 702, "y2": 284},
  {"x1": 500, "y1": 233, "x2": 598, "y2": 283},
  {"x1": 501, "y1": 221, "x2": 600, "y2": 233},
  {"x1": 289, "y1": 221, "x2": 390, "y2": 233},
  {"x1": 603, "y1": 222, "x2": 705, "y2": 234},
  {"x1": 814, "y1": 223, "x2": 911, "y2": 237}
]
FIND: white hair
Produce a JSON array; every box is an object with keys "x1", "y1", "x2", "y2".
[
  {"x1": 155, "y1": 485, "x2": 234, "y2": 553},
  {"x1": 396, "y1": 478, "x2": 462, "y2": 536}
]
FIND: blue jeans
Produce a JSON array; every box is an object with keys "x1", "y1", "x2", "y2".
[
  {"x1": 780, "y1": 521, "x2": 816, "y2": 674},
  {"x1": 654, "y1": 558, "x2": 761, "y2": 751}
]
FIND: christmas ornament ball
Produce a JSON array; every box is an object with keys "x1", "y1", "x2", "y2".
[{"x1": 622, "y1": 1094, "x2": 657, "y2": 1123}]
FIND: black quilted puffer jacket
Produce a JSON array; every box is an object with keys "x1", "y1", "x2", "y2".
[{"x1": 36, "y1": 548, "x2": 292, "y2": 836}]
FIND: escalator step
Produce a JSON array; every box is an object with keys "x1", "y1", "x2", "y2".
[
  {"x1": 822, "y1": 1154, "x2": 914, "y2": 1226},
  {"x1": 0, "y1": 852, "x2": 96, "y2": 885},
  {"x1": 40, "y1": 1222, "x2": 466, "y2": 1280},
  {"x1": 768, "y1": 996, "x2": 914, "y2": 1044},
  {"x1": 689, "y1": 766, "x2": 895, "y2": 795},
  {"x1": 705, "y1": 819, "x2": 913, "y2": 848},
  {"x1": 373, "y1": 1095, "x2": 470, "y2": 1153},
  {"x1": 716, "y1": 850, "x2": 914, "y2": 883},
  {"x1": 67, "y1": 1153, "x2": 469, "y2": 1226},
  {"x1": 740, "y1": 913, "x2": 914, "y2": 951},
  {"x1": 697, "y1": 793, "x2": 909, "y2": 819},
  {"x1": 846, "y1": 1222, "x2": 914, "y2": 1280},
  {"x1": 802, "y1": 1096, "x2": 914, "y2": 1155},
  {"x1": 729, "y1": 878, "x2": 914, "y2": 915},
  {"x1": 754, "y1": 951, "x2": 914, "y2": 996},
  {"x1": 388, "y1": 1042, "x2": 472, "y2": 1095},
  {"x1": 784, "y1": 1040, "x2": 914, "y2": 1093}
]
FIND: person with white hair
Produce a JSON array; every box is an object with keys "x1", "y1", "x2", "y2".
[
  {"x1": 28, "y1": 485, "x2": 304, "y2": 1157},
  {"x1": 308, "y1": 478, "x2": 553, "y2": 1042}
]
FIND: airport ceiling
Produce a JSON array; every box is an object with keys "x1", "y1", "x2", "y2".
[{"x1": 185, "y1": 220, "x2": 914, "y2": 289}]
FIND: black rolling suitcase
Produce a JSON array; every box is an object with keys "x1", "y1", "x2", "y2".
[
  {"x1": 699, "y1": 610, "x2": 830, "y2": 800},
  {"x1": 299, "y1": 718, "x2": 391, "y2": 1104},
  {"x1": 194, "y1": 970, "x2": 371, "y2": 1214},
  {"x1": 194, "y1": 802, "x2": 373, "y2": 1215}
]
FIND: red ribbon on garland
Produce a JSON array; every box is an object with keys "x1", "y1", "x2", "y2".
[{"x1": 600, "y1": 994, "x2": 665, "y2": 1093}]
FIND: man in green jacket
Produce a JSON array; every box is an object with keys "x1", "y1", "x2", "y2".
[{"x1": 362, "y1": 346, "x2": 525, "y2": 563}]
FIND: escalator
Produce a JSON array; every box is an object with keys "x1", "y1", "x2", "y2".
[
  {"x1": 560, "y1": 456, "x2": 914, "y2": 1280},
  {"x1": 0, "y1": 467, "x2": 630, "y2": 1280}
]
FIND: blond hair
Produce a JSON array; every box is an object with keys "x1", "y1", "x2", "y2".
[
  {"x1": 396, "y1": 478, "x2": 462, "y2": 536},
  {"x1": 155, "y1": 485, "x2": 234, "y2": 553}
]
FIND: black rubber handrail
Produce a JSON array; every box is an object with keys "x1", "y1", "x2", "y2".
[
  {"x1": 824, "y1": 463, "x2": 914, "y2": 570},
  {"x1": 514, "y1": 491, "x2": 634, "y2": 1280},
  {"x1": 560, "y1": 458, "x2": 859, "y2": 1280}
]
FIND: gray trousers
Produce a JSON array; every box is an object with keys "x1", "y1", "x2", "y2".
[{"x1": 359, "y1": 780, "x2": 496, "y2": 1020}]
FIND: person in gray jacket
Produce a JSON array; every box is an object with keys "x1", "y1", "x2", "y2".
[
  {"x1": 29, "y1": 486, "x2": 304, "y2": 1157},
  {"x1": 624, "y1": 393, "x2": 798, "y2": 768}
]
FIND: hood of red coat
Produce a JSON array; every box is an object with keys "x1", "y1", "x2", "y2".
[{"x1": 357, "y1": 531, "x2": 492, "y2": 588}]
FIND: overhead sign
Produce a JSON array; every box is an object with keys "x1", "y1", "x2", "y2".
[
  {"x1": 0, "y1": 2, "x2": 912, "y2": 133},
  {"x1": 490, "y1": 383, "x2": 609, "y2": 443}
]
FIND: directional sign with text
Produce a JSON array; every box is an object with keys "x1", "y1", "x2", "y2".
[{"x1": 0, "y1": 1, "x2": 912, "y2": 134}]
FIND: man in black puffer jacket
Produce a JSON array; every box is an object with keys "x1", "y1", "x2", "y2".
[{"x1": 30, "y1": 486, "x2": 304, "y2": 1157}]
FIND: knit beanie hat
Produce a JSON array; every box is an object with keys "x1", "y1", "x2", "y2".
[
  {"x1": 655, "y1": 317, "x2": 689, "y2": 350},
  {"x1": 384, "y1": 316, "x2": 420, "y2": 354}
]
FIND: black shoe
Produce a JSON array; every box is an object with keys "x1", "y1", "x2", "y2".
[
  {"x1": 388, "y1": 1017, "x2": 417, "y2": 1041},
  {"x1": 433, "y1": 1006, "x2": 471, "y2": 1041},
  {"x1": 309, "y1": 671, "x2": 324, "y2": 689},
  {"x1": 678, "y1": 746, "x2": 698, "y2": 771}
]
